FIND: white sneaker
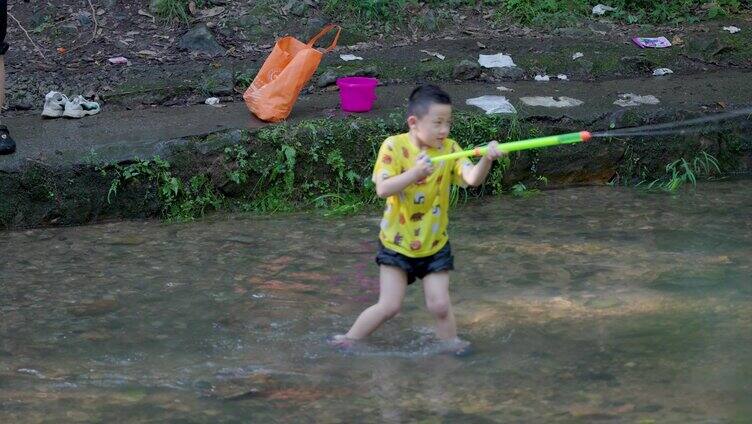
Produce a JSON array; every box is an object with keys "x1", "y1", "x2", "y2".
[
  {"x1": 63, "y1": 95, "x2": 101, "y2": 118},
  {"x1": 41, "y1": 91, "x2": 68, "y2": 118}
]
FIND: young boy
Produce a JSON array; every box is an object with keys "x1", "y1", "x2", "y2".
[{"x1": 333, "y1": 84, "x2": 504, "y2": 350}]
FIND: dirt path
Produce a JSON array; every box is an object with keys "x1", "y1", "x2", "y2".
[{"x1": 2, "y1": 69, "x2": 750, "y2": 173}]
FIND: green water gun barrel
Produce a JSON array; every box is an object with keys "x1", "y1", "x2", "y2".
[{"x1": 431, "y1": 131, "x2": 592, "y2": 163}]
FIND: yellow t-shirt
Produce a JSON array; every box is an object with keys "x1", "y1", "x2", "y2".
[{"x1": 372, "y1": 133, "x2": 473, "y2": 258}]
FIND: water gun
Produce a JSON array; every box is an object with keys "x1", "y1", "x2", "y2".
[{"x1": 431, "y1": 131, "x2": 592, "y2": 163}]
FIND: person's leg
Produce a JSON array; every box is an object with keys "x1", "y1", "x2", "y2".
[
  {"x1": 0, "y1": 54, "x2": 5, "y2": 108},
  {"x1": 0, "y1": 0, "x2": 7, "y2": 111},
  {"x1": 422, "y1": 271, "x2": 457, "y2": 340},
  {"x1": 0, "y1": 0, "x2": 14, "y2": 156},
  {"x1": 343, "y1": 265, "x2": 408, "y2": 340}
]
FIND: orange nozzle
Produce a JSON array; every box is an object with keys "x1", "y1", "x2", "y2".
[{"x1": 580, "y1": 131, "x2": 592, "y2": 142}]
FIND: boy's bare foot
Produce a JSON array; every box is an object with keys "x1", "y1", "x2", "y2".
[
  {"x1": 438, "y1": 337, "x2": 473, "y2": 357},
  {"x1": 328, "y1": 334, "x2": 355, "y2": 349}
]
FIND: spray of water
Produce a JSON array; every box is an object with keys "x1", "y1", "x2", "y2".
[{"x1": 591, "y1": 106, "x2": 752, "y2": 138}]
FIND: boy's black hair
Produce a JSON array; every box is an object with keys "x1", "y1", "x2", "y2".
[{"x1": 407, "y1": 84, "x2": 452, "y2": 118}]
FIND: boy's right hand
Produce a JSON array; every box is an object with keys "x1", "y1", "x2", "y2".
[{"x1": 411, "y1": 152, "x2": 434, "y2": 180}]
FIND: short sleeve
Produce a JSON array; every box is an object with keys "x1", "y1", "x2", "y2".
[
  {"x1": 372, "y1": 137, "x2": 401, "y2": 183},
  {"x1": 450, "y1": 140, "x2": 473, "y2": 187}
]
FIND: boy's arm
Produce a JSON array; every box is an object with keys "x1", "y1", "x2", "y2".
[
  {"x1": 462, "y1": 141, "x2": 504, "y2": 187},
  {"x1": 375, "y1": 153, "x2": 433, "y2": 198}
]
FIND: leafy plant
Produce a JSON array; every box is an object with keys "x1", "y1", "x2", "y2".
[
  {"x1": 105, "y1": 157, "x2": 222, "y2": 221},
  {"x1": 197, "y1": 75, "x2": 219, "y2": 97},
  {"x1": 153, "y1": 0, "x2": 208, "y2": 23},
  {"x1": 235, "y1": 70, "x2": 258, "y2": 91},
  {"x1": 641, "y1": 151, "x2": 721, "y2": 193},
  {"x1": 511, "y1": 182, "x2": 540, "y2": 198}
]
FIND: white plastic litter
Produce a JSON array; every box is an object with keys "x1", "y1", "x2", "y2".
[
  {"x1": 520, "y1": 96, "x2": 584, "y2": 108},
  {"x1": 557, "y1": 74, "x2": 568, "y2": 80},
  {"x1": 496, "y1": 86, "x2": 514, "y2": 92},
  {"x1": 723, "y1": 26, "x2": 741, "y2": 34},
  {"x1": 534, "y1": 75, "x2": 550, "y2": 82},
  {"x1": 592, "y1": 4, "x2": 616, "y2": 15},
  {"x1": 653, "y1": 68, "x2": 674, "y2": 76},
  {"x1": 614, "y1": 93, "x2": 660, "y2": 107},
  {"x1": 420, "y1": 50, "x2": 446, "y2": 60},
  {"x1": 205, "y1": 97, "x2": 220, "y2": 106},
  {"x1": 478, "y1": 53, "x2": 516, "y2": 68},
  {"x1": 340, "y1": 54, "x2": 363, "y2": 61},
  {"x1": 572, "y1": 52, "x2": 584, "y2": 60},
  {"x1": 108, "y1": 56, "x2": 129, "y2": 65},
  {"x1": 466, "y1": 95, "x2": 517, "y2": 114}
]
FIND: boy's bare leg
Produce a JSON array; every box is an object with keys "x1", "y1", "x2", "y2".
[
  {"x1": 343, "y1": 265, "x2": 408, "y2": 340},
  {"x1": 422, "y1": 271, "x2": 457, "y2": 340},
  {"x1": 0, "y1": 55, "x2": 5, "y2": 109}
]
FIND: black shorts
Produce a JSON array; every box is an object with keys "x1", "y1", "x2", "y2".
[
  {"x1": 0, "y1": 0, "x2": 7, "y2": 55},
  {"x1": 375, "y1": 241, "x2": 454, "y2": 285}
]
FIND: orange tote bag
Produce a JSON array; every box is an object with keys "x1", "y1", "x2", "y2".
[{"x1": 243, "y1": 24, "x2": 341, "y2": 122}]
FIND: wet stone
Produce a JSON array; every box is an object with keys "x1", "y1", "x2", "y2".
[
  {"x1": 178, "y1": 24, "x2": 226, "y2": 56},
  {"x1": 305, "y1": 17, "x2": 327, "y2": 40},
  {"x1": 453, "y1": 60, "x2": 482, "y2": 81},
  {"x1": 346, "y1": 66, "x2": 379, "y2": 78},
  {"x1": 636, "y1": 404, "x2": 664, "y2": 413},
  {"x1": 105, "y1": 236, "x2": 147, "y2": 246},
  {"x1": 207, "y1": 68, "x2": 234, "y2": 96},
  {"x1": 586, "y1": 297, "x2": 623, "y2": 309},
  {"x1": 688, "y1": 37, "x2": 733, "y2": 59},
  {"x1": 578, "y1": 370, "x2": 617, "y2": 382},
  {"x1": 567, "y1": 404, "x2": 615, "y2": 419},
  {"x1": 67, "y1": 299, "x2": 119, "y2": 317},
  {"x1": 317, "y1": 69, "x2": 338, "y2": 88},
  {"x1": 650, "y1": 270, "x2": 725, "y2": 292},
  {"x1": 492, "y1": 66, "x2": 525, "y2": 80},
  {"x1": 80, "y1": 330, "x2": 112, "y2": 341}
]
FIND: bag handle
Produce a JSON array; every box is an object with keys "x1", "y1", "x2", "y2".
[{"x1": 306, "y1": 24, "x2": 341, "y2": 53}]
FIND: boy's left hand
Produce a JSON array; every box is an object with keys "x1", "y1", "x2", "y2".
[{"x1": 484, "y1": 141, "x2": 506, "y2": 161}]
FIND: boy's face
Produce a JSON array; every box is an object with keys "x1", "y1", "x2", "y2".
[{"x1": 408, "y1": 103, "x2": 452, "y2": 149}]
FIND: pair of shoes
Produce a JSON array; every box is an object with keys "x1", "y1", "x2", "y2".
[
  {"x1": 42, "y1": 91, "x2": 101, "y2": 119},
  {"x1": 0, "y1": 125, "x2": 16, "y2": 155}
]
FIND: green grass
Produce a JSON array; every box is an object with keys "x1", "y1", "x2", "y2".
[
  {"x1": 498, "y1": 0, "x2": 744, "y2": 25},
  {"x1": 105, "y1": 157, "x2": 222, "y2": 221},
  {"x1": 101, "y1": 112, "x2": 741, "y2": 222},
  {"x1": 510, "y1": 182, "x2": 540, "y2": 198},
  {"x1": 316, "y1": 56, "x2": 458, "y2": 85},
  {"x1": 321, "y1": 0, "x2": 480, "y2": 24},
  {"x1": 102, "y1": 113, "x2": 530, "y2": 221},
  {"x1": 153, "y1": 0, "x2": 209, "y2": 23},
  {"x1": 322, "y1": 0, "x2": 746, "y2": 31},
  {"x1": 640, "y1": 151, "x2": 722, "y2": 193},
  {"x1": 196, "y1": 75, "x2": 219, "y2": 97}
]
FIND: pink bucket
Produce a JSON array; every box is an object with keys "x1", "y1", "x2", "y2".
[{"x1": 336, "y1": 77, "x2": 378, "y2": 112}]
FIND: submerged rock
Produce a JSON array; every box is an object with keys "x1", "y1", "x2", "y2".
[{"x1": 68, "y1": 299, "x2": 119, "y2": 317}]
